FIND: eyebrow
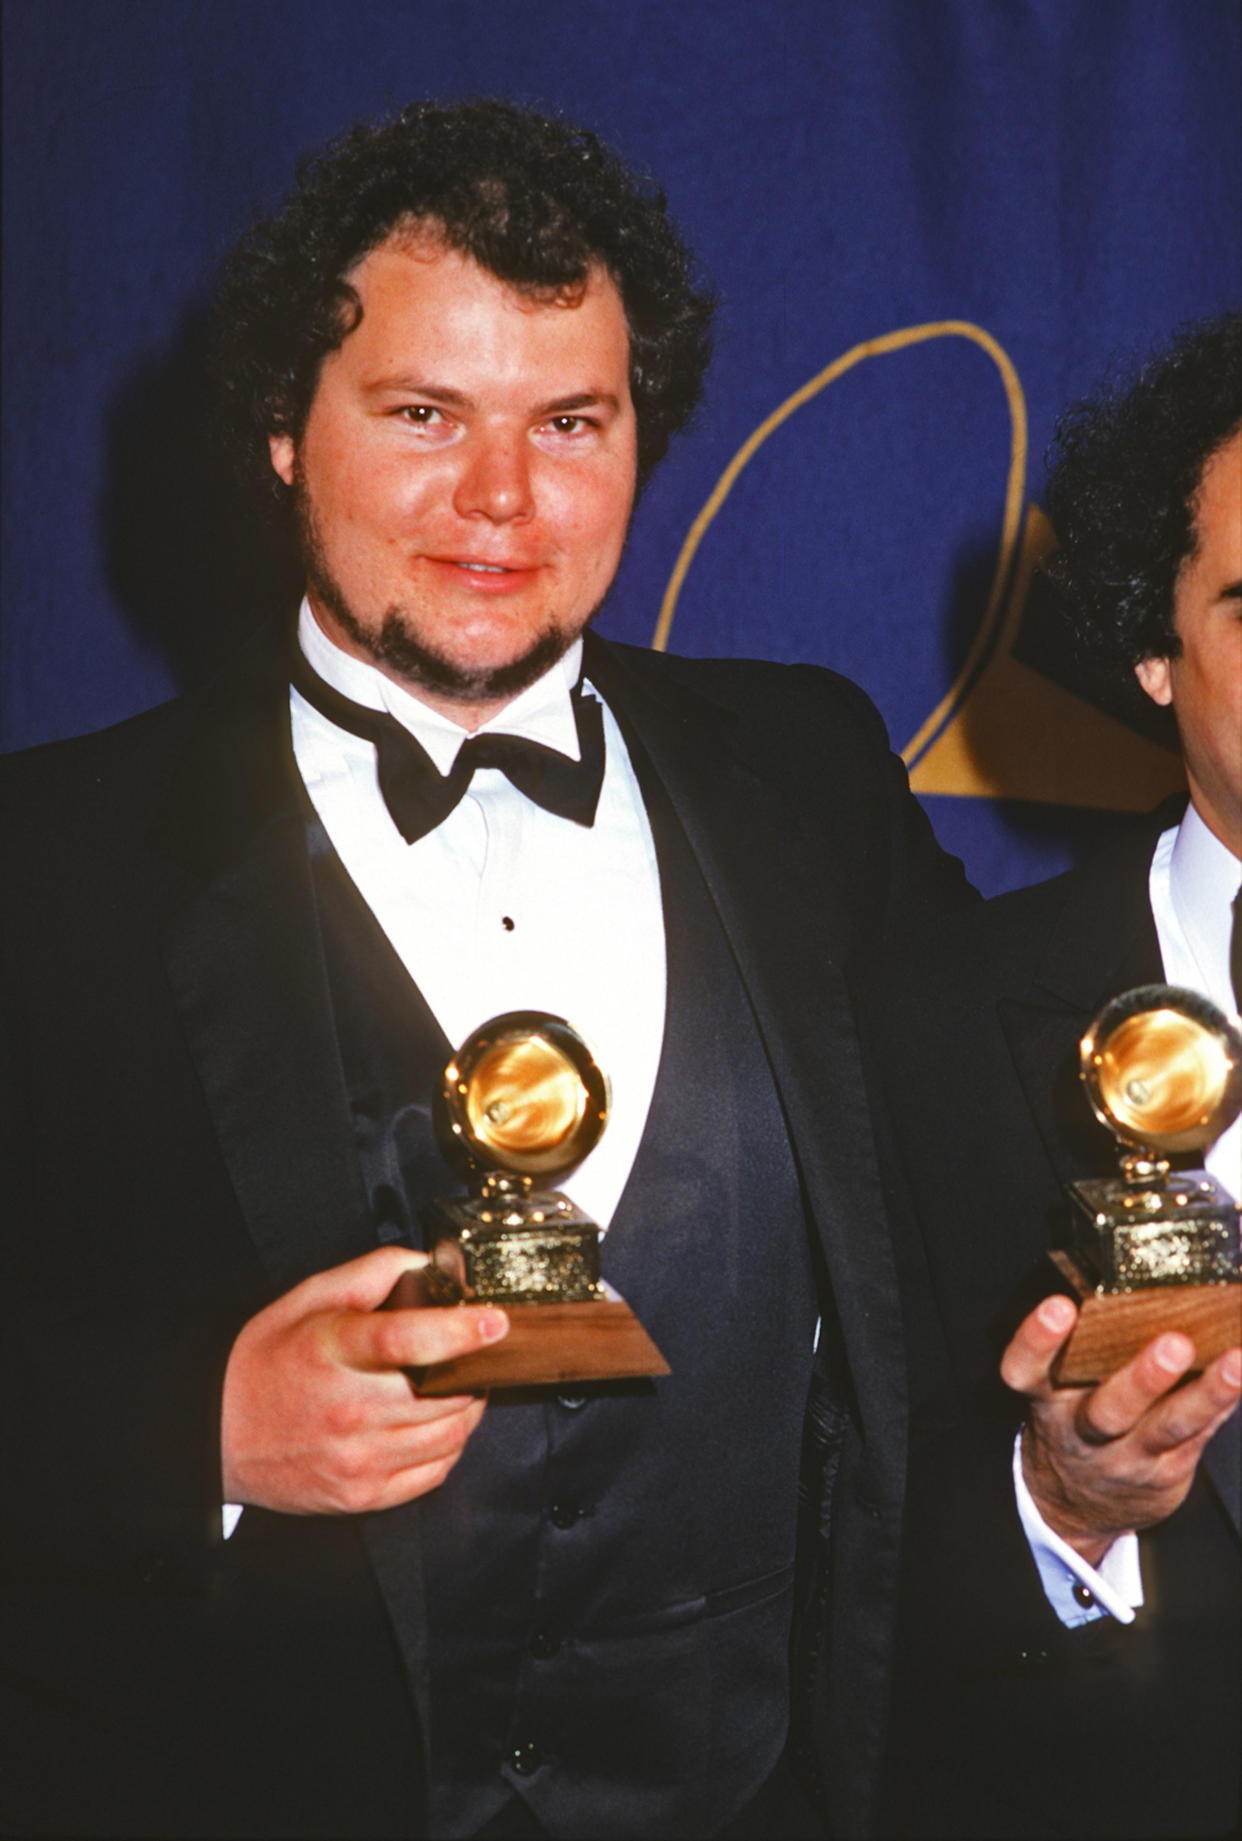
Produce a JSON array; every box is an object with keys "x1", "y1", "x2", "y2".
[
  {"x1": 537, "y1": 392, "x2": 622, "y2": 416},
  {"x1": 363, "y1": 380, "x2": 621, "y2": 417},
  {"x1": 363, "y1": 379, "x2": 472, "y2": 406}
]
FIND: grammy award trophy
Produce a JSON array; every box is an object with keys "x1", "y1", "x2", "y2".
[
  {"x1": 386, "y1": 1011, "x2": 669, "y2": 1396},
  {"x1": 1050, "y1": 984, "x2": 1242, "y2": 1384}
]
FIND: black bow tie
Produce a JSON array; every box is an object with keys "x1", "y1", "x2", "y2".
[{"x1": 291, "y1": 650, "x2": 606, "y2": 844}]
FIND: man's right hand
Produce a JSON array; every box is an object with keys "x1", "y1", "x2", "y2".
[
  {"x1": 221, "y1": 1246, "x2": 508, "y2": 1515},
  {"x1": 1002, "y1": 1293, "x2": 1242, "y2": 1564}
]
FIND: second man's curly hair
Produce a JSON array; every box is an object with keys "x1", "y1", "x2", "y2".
[
  {"x1": 1041, "y1": 310, "x2": 1242, "y2": 681},
  {"x1": 210, "y1": 98, "x2": 716, "y2": 515}
]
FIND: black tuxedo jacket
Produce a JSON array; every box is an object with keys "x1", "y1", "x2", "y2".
[
  {"x1": 859, "y1": 808, "x2": 1241, "y2": 1839},
  {"x1": 0, "y1": 627, "x2": 968, "y2": 1839}
]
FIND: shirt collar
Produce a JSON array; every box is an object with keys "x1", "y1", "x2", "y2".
[
  {"x1": 1168, "y1": 801, "x2": 1242, "y2": 1001},
  {"x1": 296, "y1": 598, "x2": 586, "y2": 775}
]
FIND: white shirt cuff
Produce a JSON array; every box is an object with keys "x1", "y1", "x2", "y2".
[
  {"x1": 1012, "y1": 1429, "x2": 1143, "y2": 1626},
  {"x1": 223, "y1": 1502, "x2": 244, "y2": 1540}
]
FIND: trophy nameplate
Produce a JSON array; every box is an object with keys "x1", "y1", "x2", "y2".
[
  {"x1": 1051, "y1": 985, "x2": 1242, "y2": 1383},
  {"x1": 386, "y1": 1011, "x2": 669, "y2": 1395}
]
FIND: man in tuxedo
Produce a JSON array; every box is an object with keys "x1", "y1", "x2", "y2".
[
  {"x1": 0, "y1": 101, "x2": 970, "y2": 1839},
  {"x1": 863, "y1": 312, "x2": 1242, "y2": 1837}
]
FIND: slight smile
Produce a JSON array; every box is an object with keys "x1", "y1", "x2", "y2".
[{"x1": 425, "y1": 556, "x2": 542, "y2": 590}]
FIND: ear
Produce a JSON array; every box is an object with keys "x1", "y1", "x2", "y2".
[
  {"x1": 269, "y1": 432, "x2": 296, "y2": 488},
  {"x1": 1134, "y1": 653, "x2": 1173, "y2": 707}
]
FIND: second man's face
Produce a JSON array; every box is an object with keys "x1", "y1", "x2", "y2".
[
  {"x1": 1135, "y1": 431, "x2": 1242, "y2": 857},
  {"x1": 270, "y1": 228, "x2": 638, "y2": 724}
]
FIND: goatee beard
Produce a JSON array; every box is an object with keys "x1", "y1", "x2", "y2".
[
  {"x1": 323, "y1": 583, "x2": 571, "y2": 704},
  {"x1": 295, "y1": 479, "x2": 578, "y2": 705}
]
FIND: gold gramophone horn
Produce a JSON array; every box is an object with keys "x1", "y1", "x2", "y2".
[
  {"x1": 1080, "y1": 984, "x2": 1242, "y2": 1157},
  {"x1": 442, "y1": 1012, "x2": 610, "y2": 1179}
]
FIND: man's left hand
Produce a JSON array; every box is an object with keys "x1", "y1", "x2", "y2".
[{"x1": 1002, "y1": 1293, "x2": 1242, "y2": 1566}]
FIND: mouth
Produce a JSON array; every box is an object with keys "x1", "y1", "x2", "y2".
[{"x1": 426, "y1": 556, "x2": 541, "y2": 591}]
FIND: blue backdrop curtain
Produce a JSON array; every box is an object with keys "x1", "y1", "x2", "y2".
[{"x1": 3, "y1": 0, "x2": 1239, "y2": 892}]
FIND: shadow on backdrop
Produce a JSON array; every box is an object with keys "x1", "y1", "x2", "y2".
[{"x1": 101, "y1": 305, "x2": 302, "y2": 690}]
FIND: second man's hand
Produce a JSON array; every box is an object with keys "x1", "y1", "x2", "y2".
[
  {"x1": 221, "y1": 1245, "x2": 508, "y2": 1516},
  {"x1": 1002, "y1": 1293, "x2": 1242, "y2": 1565}
]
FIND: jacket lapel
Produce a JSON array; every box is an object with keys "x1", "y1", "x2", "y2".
[
  {"x1": 586, "y1": 639, "x2": 906, "y2": 1458},
  {"x1": 151, "y1": 631, "x2": 437, "y2": 1749},
  {"x1": 152, "y1": 627, "x2": 371, "y2": 1296},
  {"x1": 997, "y1": 820, "x2": 1167, "y2": 1194}
]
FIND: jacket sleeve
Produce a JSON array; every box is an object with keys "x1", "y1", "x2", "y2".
[
  {"x1": 855, "y1": 906, "x2": 1242, "y2": 1838},
  {"x1": 0, "y1": 745, "x2": 257, "y2": 1589}
]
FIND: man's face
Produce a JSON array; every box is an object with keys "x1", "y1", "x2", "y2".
[
  {"x1": 270, "y1": 230, "x2": 638, "y2": 725},
  {"x1": 1135, "y1": 430, "x2": 1242, "y2": 857}
]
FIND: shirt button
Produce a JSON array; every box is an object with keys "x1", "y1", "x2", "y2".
[
  {"x1": 529, "y1": 1629, "x2": 561, "y2": 1660},
  {"x1": 548, "y1": 1502, "x2": 581, "y2": 1530},
  {"x1": 511, "y1": 1740, "x2": 545, "y2": 1776},
  {"x1": 1072, "y1": 1582, "x2": 1096, "y2": 1608}
]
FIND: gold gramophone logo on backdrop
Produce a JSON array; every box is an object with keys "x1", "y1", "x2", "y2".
[
  {"x1": 655, "y1": 321, "x2": 1186, "y2": 816},
  {"x1": 1049, "y1": 985, "x2": 1242, "y2": 1384},
  {"x1": 388, "y1": 1012, "x2": 669, "y2": 1396}
]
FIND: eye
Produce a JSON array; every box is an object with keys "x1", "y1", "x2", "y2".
[
  {"x1": 399, "y1": 404, "x2": 443, "y2": 424},
  {"x1": 544, "y1": 414, "x2": 596, "y2": 436}
]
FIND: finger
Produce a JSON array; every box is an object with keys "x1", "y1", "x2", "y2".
[
  {"x1": 1138, "y1": 1344, "x2": 1242, "y2": 1454},
  {"x1": 1000, "y1": 1294, "x2": 1079, "y2": 1396},
  {"x1": 376, "y1": 1394, "x2": 486, "y2": 1469},
  {"x1": 356, "y1": 1399, "x2": 487, "y2": 1511},
  {"x1": 274, "y1": 1245, "x2": 433, "y2": 1320},
  {"x1": 1075, "y1": 1332, "x2": 1196, "y2": 1444},
  {"x1": 310, "y1": 1398, "x2": 487, "y2": 1515},
  {"x1": 336, "y1": 1301, "x2": 509, "y2": 1375},
  {"x1": 1071, "y1": 1408, "x2": 1120, "y2": 1448},
  {"x1": 346, "y1": 1380, "x2": 489, "y2": 1430},
  {"x1": 368, "y1": 1447, "x2": 474, "y2": 1511}
]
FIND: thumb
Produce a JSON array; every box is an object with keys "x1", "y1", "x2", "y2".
[
  {"x1": 1000, "y1": 1293, "x2": 1078, "y2": 1397},
  {"x1": 269, "y1": 1245, "x2": 433, "y2": 1321}
]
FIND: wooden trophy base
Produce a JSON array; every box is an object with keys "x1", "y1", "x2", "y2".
[
  {"x1": 381, "y1": 1268, "x2": 669, "y2": 1395},
  {"x1": 1048, "y1": 1250, "x2": 1242, "y2": 1384},
  {"x1": 413, "y1": 1296, "x2": 669, "y2": 1395}
]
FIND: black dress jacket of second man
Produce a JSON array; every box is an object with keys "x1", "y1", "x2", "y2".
[{"x1": 860, "y1": 810, "x2": 1240, "y2": 1839}]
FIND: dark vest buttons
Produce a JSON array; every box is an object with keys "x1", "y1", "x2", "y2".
[
  {"x1": 1072, "y1": 1582, "x2": 1096, "y2": 1608},
  {"x1": 529, "y1": 1629, "x2": 561, "y2": 1660},
  {"x1": 548, "y1": 1501, "x2": 583, "y2": 1529},
  {"x1": 511, "y1": 1740, "x2": 545, "y2": 1776}
]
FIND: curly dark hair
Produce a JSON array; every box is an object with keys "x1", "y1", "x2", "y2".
[
  {"x1": 1041, "y1": 311, "x2": 1242, "y2": 683},
  {"x1": 210, "y1": 98, "x2": 715, "y2": 515}
]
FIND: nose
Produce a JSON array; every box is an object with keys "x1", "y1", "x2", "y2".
[{"x1": 453, "y1": 431, "x2": 535, "y2": 524}]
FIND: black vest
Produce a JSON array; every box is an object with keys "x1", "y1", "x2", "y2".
[{"x1": 310, "y1": 767, "x2": 819, "y2": 1841}]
